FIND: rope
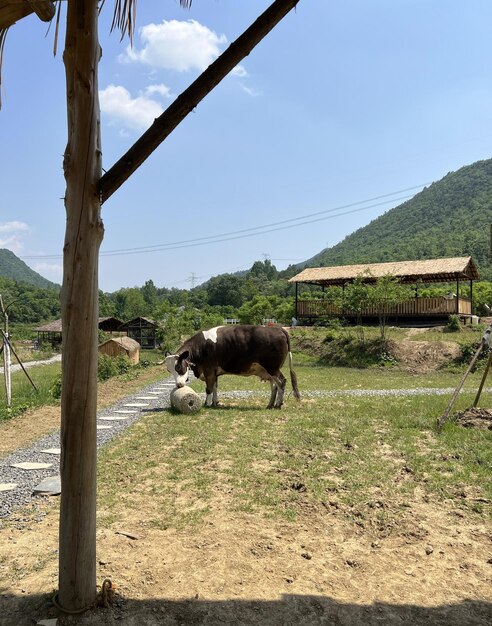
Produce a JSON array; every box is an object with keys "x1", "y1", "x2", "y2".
[{"x1": 52, "y1": 578, "x2": 114, "y2": 614}]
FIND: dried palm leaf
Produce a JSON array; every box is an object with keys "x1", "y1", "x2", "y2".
[
  {"x1": 0, "y1": 27, "x2": 8, "y2": 108},
  {"x1": 111, "y1": 0, "x2": 193, "y2": 43}
]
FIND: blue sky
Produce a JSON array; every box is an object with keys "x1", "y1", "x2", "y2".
[{"x1": 1, "y1": 0, "x2": 492, "y2": 292}]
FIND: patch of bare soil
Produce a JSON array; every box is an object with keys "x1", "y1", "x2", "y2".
[
  {"x1": 0, "y1": 489, "x2": 491, "y2": 625},
  {"x1": 0, "y1": 368, "x2": 165, "y2": 459},
  {"x1": 454, "y1": 407, "x2": 492, "y2": 430},
  {"x1": 391, "y1": 340, "x2": 461, "y2": 373}
]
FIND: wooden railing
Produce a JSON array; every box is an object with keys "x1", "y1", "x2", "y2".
[{"x1": 297, "y1": 296, "x2": 472, "y2": 318}]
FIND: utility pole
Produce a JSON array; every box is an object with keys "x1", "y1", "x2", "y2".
[{"x1": 189, "y1": 272, "x2": 196, "y2": 289}]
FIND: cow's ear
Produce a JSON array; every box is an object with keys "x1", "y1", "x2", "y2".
[{"x1": 179, "y1": 350, "x2": 190, "y2": 361}]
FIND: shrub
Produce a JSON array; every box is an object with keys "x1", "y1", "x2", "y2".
[
  {"x1": 50, "y1": 374, "x2": 62, "y2": 400},
  {"x1": 98, "y1": 354, "x2": 132, "y2": 382},
  {"x1": 445, "y1": 314, "x2": 462, "y2": 332}
]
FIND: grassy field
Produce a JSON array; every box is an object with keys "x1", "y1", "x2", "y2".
[{"x1": 97, "y1": 359, "x2": 492, "y2": 535}]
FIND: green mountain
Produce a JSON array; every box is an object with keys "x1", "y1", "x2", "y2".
[
  {"x1": 0, "y1": 248, "x2": 59, "y2": 290},
  {"x1": 289, "y1": 158, "x2": 492, "y2": 280}
]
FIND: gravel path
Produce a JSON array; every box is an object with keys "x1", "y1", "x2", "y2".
[
  {"x1": 0, "y1": 376, "x2": 175, "y2": 519},
  {"x1": 0, "y1": 354, "x2": 62, "y2": 374},
  {"x1": 1, "y1": 379, "x2": 485, "y2": 519}
]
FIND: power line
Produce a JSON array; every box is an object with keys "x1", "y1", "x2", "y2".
[{"x1": 20, "y1": 182, "x2": 429, "y2": 260}]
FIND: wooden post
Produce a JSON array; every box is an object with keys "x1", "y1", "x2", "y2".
[
  {"x1": 0, "y1": 297, "x2": 11, "y2": 408},
  {"x1": 473, "y1": 350, "x2": 492, "y2": 407},
  {"x1": 58, "y1": 0, "x2": 103, "y2": 612},
  {"x1": 437, "y1": 341, "x2": 484, "y2": 429},
  {"x1": 456, "y1": 278, "x2": 459, "y2": 314},
  {"x1": 295, "y1": 282, "x2": 298, "y2": 319}
]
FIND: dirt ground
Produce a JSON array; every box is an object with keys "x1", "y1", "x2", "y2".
[
  {"x1": 391, "y1": 339, "x2": 462, "y2": 373},
  {"x1": 1, "y1": 359, "x2": 491, "y2": 625},
  {"x1": 0, "y1": 469, "x2": 491, "y2": 625}
]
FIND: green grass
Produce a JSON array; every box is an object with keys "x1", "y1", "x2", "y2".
[
  {"x1": 96, "y1": 360, "x2": 492, "y2": 537},
  {"x1": 189, "y1": 360, "x2": 490, "y2": 393},
  {"x1": 0, "y1": 362, "x2": 61, "y2": 421}
]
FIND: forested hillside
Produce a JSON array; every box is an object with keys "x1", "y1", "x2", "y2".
[
  {"x1": 3, "y1": 157, "x2": 492, "y2": 332},
  {"x1": 0, "y1": 248, "x2": 58, "y2": 289},
  {"x1": 289, "y1": 158, "x2": 492, "y2": 280}
]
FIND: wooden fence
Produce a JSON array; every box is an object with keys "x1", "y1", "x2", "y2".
[{"x1": 296, "y1": 296, "x2": 472, "y2": 319}]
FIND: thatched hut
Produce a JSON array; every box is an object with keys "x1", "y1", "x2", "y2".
[{"x1": 98, "y1": 336, "x2": 140, "y2": 364}]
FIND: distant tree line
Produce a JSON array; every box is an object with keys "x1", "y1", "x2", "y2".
[{"x1": 4, "y1": 255, "x2": 492, "y2": 349}]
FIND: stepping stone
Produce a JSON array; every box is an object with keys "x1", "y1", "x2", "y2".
[
  {"x1": 33, "y1": 476, "x2": 61, "y2": 496},
  {"x1": 0, "y1": 483, "x2": 18, "y2": 492},
  {"x1": 99, "y1": 415, "x2": 131, "y2": 421},
  {"x1": 11, "y1": 462, "x2": 52, "y2": 470},
  {"x1": 113, "y1": 410, "x2": 137, "y2": 414},
  {"x1": 123, "y1": 403, "x2": 149, "y2": 407},
  {"x1": 135, "y1": 396, "x2": 156, "y2": 400},
  {"x1": 97, "y1": 424, "x2": 112, "y2": 430},
  {"x1": 147, "y1": 392, "x2": 161, "y2": 395},
  {"x1": 37, "y1": 619, "x2": 58, "y2": 626},
  {"x1": 41, "y1": 448, "x2": 61, "y2": 455}
]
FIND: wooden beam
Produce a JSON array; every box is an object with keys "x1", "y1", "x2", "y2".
[
  {"x1": 100, "y1": 0, "x2": 300, "y2": 204},
  {"x1": 27, "y1": 0, "x2": 55, "y2": 22}
]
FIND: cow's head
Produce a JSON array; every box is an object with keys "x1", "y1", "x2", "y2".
[{"x1": 165, "y1": 350, "x2": 192, "y2": 388}]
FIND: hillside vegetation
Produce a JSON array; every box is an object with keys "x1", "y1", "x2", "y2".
[
  {"x1": 0, "y1": 248, "x2": 58, "y2": 290},
  {"x1": 288, "y1": 158, "x2": 492, "y2": 280},
  {"x1": 3, "y1": 158, "x2": 492, "y2": 333}
]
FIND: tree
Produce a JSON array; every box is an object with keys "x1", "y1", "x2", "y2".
[
  {"x1": 207, "y1": 274, "x2": 245, "y2": 308},
  {"x1": 369, "y1": 275, "x2": 411, "y2": 343},
  {"x1": 340, "y1": 274, "x2": 372, "y2": 339}
]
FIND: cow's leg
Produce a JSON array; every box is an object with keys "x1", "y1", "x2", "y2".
[
  {"x1": 204, "y1": 372, "x2": 218, "y2": 407},
  {"x1": 212, "y1": 378, "x2": 219, "y2": 406},
  {"x1": 267, "y1": 379, "x2": 278, "y2": 409},
  {"x1": 273, "y1": 371, "x2": 287, "y2": 408}
]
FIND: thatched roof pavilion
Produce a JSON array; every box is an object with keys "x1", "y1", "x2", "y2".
[
  {"x1": 289, "y1": 256, "x2": 480, "y2": 324},
  {"x1": 289, "y1": 256, "x2": 479, "y2": 287}
]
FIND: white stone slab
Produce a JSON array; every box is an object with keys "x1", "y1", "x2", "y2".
[
  {"x1": 0, "y1": 483, "x2": 18, "y2": 492},
  {"x1": 99, "y1": 416, "x2": 131, "y2": 421},
  {"x1": 33, "y1": 476, "x2": 61, "y2": 496},
  {"x1": 123, "y1": 403, "x2": 149, "y2": 407},
  {"x1": 37, "y1": 619, "x2": 58, "y2": 626},
  {"x1": 11, "y1": 462, "x2": 52, "y2": 470},
  {"x1": 147, "y1": 392, "x2": 161, "y2": 395},
  {"x1": 135, "y1": 396, "x2": 156, "y2": 400},
  {"x1": 97, "y1": 425, "x2": 112, "y2": 430},
  {"x1": 113, "y1": 410, "x2": 138, "y2": 414},
  {"x1": 41, "y1": 448, "x2": 61, "y2": 455}
]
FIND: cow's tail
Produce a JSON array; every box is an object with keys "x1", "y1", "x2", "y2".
[
  {"x1": 288, "y1": 351, "x2": 301, "y2": 400},
  {"x1": 282, "y1": 328, "x2": 300, "y2": 401}
]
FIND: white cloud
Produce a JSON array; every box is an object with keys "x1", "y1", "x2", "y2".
[
  {"x1": 240, "y1": 83, "x2": 262, "y2": 97},
  {"x1": 99, "y1": 84, "x2": 164, "y2": 131},
  {"x1": 122, "y1": 19, "x2": 227, "y2": 72},
  {"x1": 145, "y1": 83, "x2": 173, "y2": 99},
  {"x1": 0, "y1": 222, "x2": 30, "y2": 253},
  {"x1": 33, "y1": 262, "x2": 63, "y2": 282},
  {"x1": 0, "y1": 221, "x2": 29, "y2": 234},
  {"x1": 231, "y1": 65, "x2": 248, "y2": 78}
]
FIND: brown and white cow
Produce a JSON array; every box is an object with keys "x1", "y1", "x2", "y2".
[{"x1": 165, "y1": 324, "x2": 300, "y2": 409}]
